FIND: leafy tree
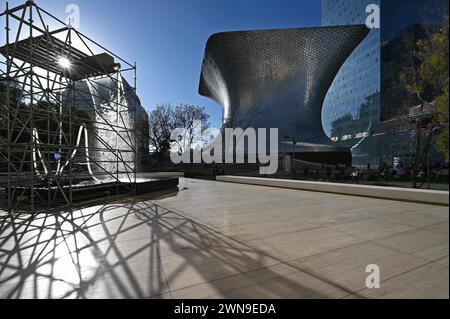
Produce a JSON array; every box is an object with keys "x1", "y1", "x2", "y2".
[
  {"x1": 414, "y1": 18, "x2": 449, "y2": 103},
  {"x1": 0, "y1": 80, "x2": 25, "y2": 128},
  {"x1": 436, "y1": 90, "x2": 449, "y2": 162},
  {"x1": 409, "y1": 16, "x2": 449, "y2": 163},
  {"x1": 417, "y1": 18, "x2": 449, "y2": 163},
  {"x1": 1, "y1": 80, "x2": 94, "y2": 173},
  {"x1": 399, "y1": 16, "x2": 449, "y2": 187}
]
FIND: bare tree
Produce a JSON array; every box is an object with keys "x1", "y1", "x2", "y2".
[
  {"x1": 148, "y1": 104, "x2": 175, "y2": 159},
  {"x1": 172, "y1": 104, "x2": 211, "y2": 155},
  {"x1": 148, "y1": 104, "x2": 212, "y2": 159}
]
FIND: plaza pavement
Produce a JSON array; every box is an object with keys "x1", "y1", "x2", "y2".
[{"x1": 0, "y1": 178, "x2": 448, "y2": 299}]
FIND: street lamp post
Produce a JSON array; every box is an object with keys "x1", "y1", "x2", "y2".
[
  {"x1": 283, "y1": 135, "x2": 291, "y2": 179},
  {"x1": 292, "y1": 136, "x2": 296, "y2": 177},
  {"x1": 427, "y1": 147, "x2": 431, "y2": 189}
]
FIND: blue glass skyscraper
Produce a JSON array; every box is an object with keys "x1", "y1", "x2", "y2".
[{"x1": 322, "y1": 0, "x2": 448, "y2": 165}]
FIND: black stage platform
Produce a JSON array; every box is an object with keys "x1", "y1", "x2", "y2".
[{"x1": 3, "y1": 177, "x2": 180, "y2": 206}]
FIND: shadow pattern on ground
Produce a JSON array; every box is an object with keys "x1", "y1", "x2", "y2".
[{"x1": 0, "y1": 199, "x2": 363, "y2": 299}]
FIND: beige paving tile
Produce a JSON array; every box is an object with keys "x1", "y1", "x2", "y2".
[
  {"x1": 296, "y1": 210, "x2": 372, "y2": 227},
  {"x1": 171, "y1": 262, "x2": 348, "y2": 299},
  {"x1": 375, "y1": 211, "x2": 448, "y2": 227},
  {"x1": 0, "y1": 277, "x2": 82, "y2": 299},
  {"x1": 413, "y1": 206, "x2": 449, "y2": 218},
  {"x1": 1, "y1": 178, "x2": 448, "y2": 299},
  {"x1": 436, "y1": 255, "x2": 449, "y2": 266},
  {"x1": 159, "y1": 241, "x2": 280, "y2": 291},
  {"x1": 424, "y1": 221, "x2": 449, "y2": 235},
  {"x1": 229, "y1": 219, "x2": 323, "y2": 242},
  {"x1": 381, "y1": 202, "x2": 442, "y2": 214},
  {"x1": 82, "y1": 264, "x2": 170, "y2": 299},
  {"x1": 330, "y1": 219, "x2": 414, "y2": 241},
  {"x1": 1, "y1": 260, "x2": 170, "y2": 299},
  {"x1": 375, "y1": 229, "x2": 448, "y2": 261},
  {"x1": 358, "y1": 206, "x2": 403, "y2": 217},
  {"x1": 293, "y1": 242, "x2": 428, "y2": 294},
  {"x1": 247, "y1": 227, "x2": 364, "y2": 261},
  {"x1": 414, "y1": 243, "x2": 449, "y2": 261},
  {"x1": 347, "y1": 261, "x2": 449, "y2": 299}
]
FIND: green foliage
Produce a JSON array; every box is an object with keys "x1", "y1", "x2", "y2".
[
  {"x1": 415, "y1": 25, "x2": 449, "y2": 99},
  {"x1": 1, "y1": 80, "x2": 93, "y2": 145},
  {"x1": 436, "y1": 89, "x2": 449, "y2": 162},
  {"x1": 0, "y1": 80, "x2": 24, "y2": 122},
  {"x1": 407, "y1": 16, "x2": 449, "y2": 163}
]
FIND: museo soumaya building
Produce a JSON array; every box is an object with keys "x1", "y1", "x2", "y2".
[
  {"x1": 199, "y1": 0, "x2": 448, "y2": 167},
  {"x1": 199, "y1": 25, "x2": 369, "y2": 165}
]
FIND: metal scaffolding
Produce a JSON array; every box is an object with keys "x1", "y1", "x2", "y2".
[{"x1": 0, "y1": 0, "x2": 139, "y2": 213}]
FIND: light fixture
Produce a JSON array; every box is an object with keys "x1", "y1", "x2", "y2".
[
  {"x1": 58, "y1": 56, "x2": 72, "y2": 69},
  {"x1": 113, "y1": 63, "x2": 121, "y2": 72}
]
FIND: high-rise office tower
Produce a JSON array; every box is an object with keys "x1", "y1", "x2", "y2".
[{"x1": 322, "y1": 0, "x2": 448, "y2": 165}]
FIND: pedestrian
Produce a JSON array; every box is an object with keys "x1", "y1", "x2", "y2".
[{"x1": 351, "y1": 168, "x2": 360, "y2": 184}]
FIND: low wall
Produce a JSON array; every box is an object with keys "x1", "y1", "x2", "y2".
[
  {"x1": 216, "y1": 176, "x2": 449, "y2": 206},
  {"x1": 138, "y1": 172, "x2": 184, "y2": 179}
]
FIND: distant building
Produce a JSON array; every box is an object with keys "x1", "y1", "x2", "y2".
[{"x1": 322, "y1": 0, "x2": 448, "y2": 165}]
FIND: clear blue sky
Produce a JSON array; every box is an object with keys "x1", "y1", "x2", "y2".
[{"x1": 3, "y1": 0, "x2": 322, "y2": 128}]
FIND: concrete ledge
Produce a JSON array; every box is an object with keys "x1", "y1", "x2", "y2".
[
  {"x1": 138, "y1": 172, "x2": 184, "y2": 179},
  {"x1": 216, "y1": 176, "x2": 449, "y2": 206}
]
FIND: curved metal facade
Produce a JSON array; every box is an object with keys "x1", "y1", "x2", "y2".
[
  {"x1": 66, "y1": 76, "x2": 149, "y2": 174},
  {"x1": 199, "y1": 25, "x2": 369, "y2": 161}
]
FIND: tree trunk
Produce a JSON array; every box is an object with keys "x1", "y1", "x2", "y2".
[{"x1": 412, "y1": 122, "x2": 421, "y2": 188}]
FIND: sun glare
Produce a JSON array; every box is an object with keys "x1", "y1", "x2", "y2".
[{"x1": 58, "y1": 57, "x2": 72, "y2": 69}]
